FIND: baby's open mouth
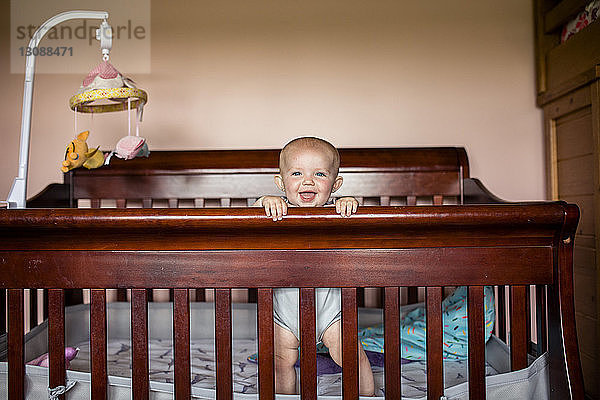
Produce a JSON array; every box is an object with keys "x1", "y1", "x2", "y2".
[{"x1": 299, "y1": 191, "x2": 317, "y2": 202}]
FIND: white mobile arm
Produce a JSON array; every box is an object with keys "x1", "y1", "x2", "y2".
[{"x1": 5, "y1": 11, "x2": 110, "y2": 208}]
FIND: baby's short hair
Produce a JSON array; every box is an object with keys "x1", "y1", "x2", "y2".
[{"x1": 279, "y1": 137, "x2": 341, "y2": 174}]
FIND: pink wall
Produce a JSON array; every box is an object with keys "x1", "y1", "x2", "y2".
[{"x1": 1, "y1": 0, "x2": 544, "y2": 202}]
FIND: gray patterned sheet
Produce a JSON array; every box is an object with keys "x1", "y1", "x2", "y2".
[{"x1": 69, "y1": 338, "x2": 499, "y2": 398}]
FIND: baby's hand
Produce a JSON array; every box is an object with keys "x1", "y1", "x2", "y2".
[
  {"x1": 335, "y1": 197, "x2": 358, "y2": 217},
  {"x1": 261, "y1": 196, "x2": 287, "y2": 221}
]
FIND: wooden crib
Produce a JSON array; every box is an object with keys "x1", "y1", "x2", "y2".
[{"x1": 0, "y1": 147, "x2": 584, "y2": 399}]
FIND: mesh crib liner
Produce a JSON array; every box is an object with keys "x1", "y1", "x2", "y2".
[{"x1": 0, "y1": 302, "x2": 550, "y2": 399}]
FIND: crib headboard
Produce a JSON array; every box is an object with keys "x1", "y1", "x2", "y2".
[{"x1": 61, "y1": 147, "x2": 468, "y2": 208}]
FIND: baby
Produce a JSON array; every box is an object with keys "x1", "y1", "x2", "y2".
[{"x1": 254, "y1": 137, "x2": 375, "y2": 395}]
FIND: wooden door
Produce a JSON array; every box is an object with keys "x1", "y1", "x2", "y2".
[{"x1": 544, "y1": 81, "x2": 600, "y2": 399}]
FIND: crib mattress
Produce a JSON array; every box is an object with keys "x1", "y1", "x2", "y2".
[
  {"x1": 0, "y1": 302, "x2": 550, "y2": 399},
  {"x1": 67, "y1": 337, "x2": 498, "y2": 398}
]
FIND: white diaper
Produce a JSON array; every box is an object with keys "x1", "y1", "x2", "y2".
[{"x1": 273, "y1": 288, "x2": 341, "y2": 342}]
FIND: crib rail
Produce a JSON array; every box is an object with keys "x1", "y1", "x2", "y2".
[
  {"x1": 0, "y1": 204, "x2": 569, "y2": 250},
  {"x1": 0, "y1": 204, "x2": 582, "y2": 399}
]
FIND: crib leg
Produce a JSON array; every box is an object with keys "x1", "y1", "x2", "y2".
[{"x1": 547, "y1": 240, "x2": 585, "y2": 400}]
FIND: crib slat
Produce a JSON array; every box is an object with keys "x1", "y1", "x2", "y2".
[
  {"x1": 142, "y1": 198, "x2": 153, "y2": 208},
  {"x1": 300, "y1": 288, "x2": 317, "y2": 399},
  {"x1": 257, "y1": 288, "x2": 275, "y2": 398},
  {"x1": 467, "y1": 286, "x2": 485, "y2": 400},
  {"x1": 29, "y1": 289, "x2": 37, "y2": 329},
  {"x1": 342, "y1": 288, "x2": 358, "y2": 399},
  {"x1": 247, "y1": 198, "x2": 257, "y2": 206},
  {"x1": 379, "y1": 196, "x2": 390, "y2": 206},
  {"x1": 433, "y1": 195, "x2": 443, "y2": 205},
  {"x1": 384, "y1": 287, "x2": 401, "y2": 399},
  {"x1": 1, "y1": 289, "x2": 6, "y2": 335},
  {"x1": 215, "y1": 289, "x2": 233, "y2": 399},
  {"x1": 248, "y1": 288, "x2": 258, "y2": 303},
  {"x1": 497, "y1": 285, "x2": 507, "y2": 342},
  {"x1": 116, "y1": 289, "x2": 128, "y2": 302},
  {"x1": 116, "y1": 198, "x2": 126, "y2": 208},
  {"x1": 168, "y1": 198, "x2": 179, "y2": 208},
  {"x1": 510, "y1": 285, "x2": 528, "y2": 370},
  {"x1": 173, "y1": 289, "x2": 191, "y2": 399},
  {"x1": 194, "y1": 198, "x2": 205, "y2": 208},
  {"x1": 131, "y1": 289, "x2": 149, "y2": 399},
  {"x1": 90, "y1": 289, "x2": 107, "y2": 400},
  {"x1": 526, "y1": 286, "x2": 532, "y2": 354},
  {"x1": 43, "y1": 289, "x2": 49, "y2": 320},
  {"x1": 49, "y1": 289, "x2": 66, "y2": 400},
  {"x1": 404, "y1": 186, "x2": 418, "y2": 302},
  {"x1": 407, "y1": 287, "x2": 418, "y2": 304},
  {"x1": 535, "y1": 285, "x2": 547, "y2": 353},
  {"x1": 220, "y1": 198, "x2": 231, "y2": 208},
  {"x1": 91, "y1": 198, "x2": 101, "y2": 209},
  {"x1": 8, "y1": 289, "x2": 24, "y2": 400},
  {"x1": 356, "y1": 287, "x2": 365, "y2": 308},
  {"x1": 426, "y1": 287, "x2": 443, "y2": 400},
  {"x1": 405, "y1": 190, "x2": 419, "y2": 302}
]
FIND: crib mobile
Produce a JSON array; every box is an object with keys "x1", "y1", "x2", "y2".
[
  {"x1": 69, "y1": 58, "x2": 150, "y2": 166},
  {"x1": 5, "y1": 10, "x2": 148, "y2": 209}
]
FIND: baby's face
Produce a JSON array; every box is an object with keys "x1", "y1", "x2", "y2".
[{"x1": 278, "y1": 147, "x2": 341, "y2": 207}]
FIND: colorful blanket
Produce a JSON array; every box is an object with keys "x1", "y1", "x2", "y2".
[{"x1": 358, "y1": 286, "x2": 495, "y2": 360}]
